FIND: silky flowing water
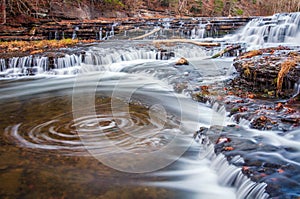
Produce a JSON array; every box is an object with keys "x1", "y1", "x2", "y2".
[
  {"x1": 0, "y1": 49, "x2": 238, "y2": 198},
  {"x1": 0, "y1": 12, "x2": 300, "y2": 199}
]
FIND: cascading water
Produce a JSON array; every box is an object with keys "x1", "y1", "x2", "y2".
[
  {"x1": 109, "y1": 23, "x2": 118, "y2": 37},
  {"x1": 72, "y1": 26, "x2": 79, "y2": 40},
  {"x1": 190, "y1": 23, "x2": 206, "y2": 39},
  {"x1": 228, "y1": 12, "x2": 300, "y2": 47},
  {"x1": 0, "y1": 39, "x2": 276, "y2": 198},
  {"x1": 292, "y1": 79, "x2": 300, "y2": 98},
  {"x1": 99, "y1": 27, "x2": 103, "y2": 40},
  {"x1": 0, "y1": 41, "x2": 219, "y2": 77},
  {"x1": 0, "y1": 13, "x2": 300, "y2": 199}
]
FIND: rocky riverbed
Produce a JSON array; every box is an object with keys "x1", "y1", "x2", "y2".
[
  {"x1": 194, "y1": 124, "x2": 300, "y2": 198},
  {"x1": 192, "y1": 46, "x2": 300, "y2": 198},
  {"x1": 191, "y1": 46, "x2": 300, "y2": 131},
  {"x1": 227, "y1": 46, "x2": 300, "y2": 131}
]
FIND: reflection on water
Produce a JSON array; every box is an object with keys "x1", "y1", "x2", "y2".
[
  {"x1": 0, "y1": 93, "x2": 184, "y2": 198},
  {"x1": 4, "y1": 97, "x2": 181, "y2": 155}
]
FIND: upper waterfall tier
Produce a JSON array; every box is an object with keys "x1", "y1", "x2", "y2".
[{"x1": 228, "y1": 12, "x2": 300, "y2": 47}]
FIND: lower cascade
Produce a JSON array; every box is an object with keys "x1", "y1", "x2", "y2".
[
  {"x1": 208, "y1": 144, "x2": 269, "y2": 199},
  {"x1": 0, "y1": 42, "x2": 211, "y2": 77}
]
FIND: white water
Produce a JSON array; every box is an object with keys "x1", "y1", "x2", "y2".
[
  {"x1": 1, "y1": 13, "x2": 300, "y2": 77},
  {"x1": 147, "y1": 142, "x2": 236, "y2": 199},
  {"x1": 190, "y1": 23, "x2": 206, "y2": 39},
  {"x1": 227, "y1": 12, "x2": 300, "y2": 48},
  {"x1": 0, "y1": 42, "x2": 214, "y2": 78}
]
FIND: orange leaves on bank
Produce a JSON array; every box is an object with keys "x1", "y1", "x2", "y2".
[{"x1": 0, "y1": 39, "x2": 97, "y2": 55}]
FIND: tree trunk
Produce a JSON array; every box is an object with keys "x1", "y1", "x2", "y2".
[{"x1": 211, "y1": 44, "x2": 241, "y2": 58}]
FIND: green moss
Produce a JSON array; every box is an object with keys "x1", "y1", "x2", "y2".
[
  {"x1": 235, "y1": 8, "x2": 244, "y2": 15},
  {"x1": 214, "y1": 0, "x2": 224, "y2": 15},
  {"x1": 230, "y1": 107, "x2": 239, "y2": 115},
  {"x1": 104, "y1": 0, "x2": 124, "y2": 7}
]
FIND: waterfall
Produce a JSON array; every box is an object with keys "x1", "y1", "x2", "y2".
[
  {"x1": 162, "y1": 18, "x2": 171, "y2": 30},
  {"x1": 199, "y1": 143, "x2": 269, "y2": 199},
  {"x1": 56, "y1": 54, "x2": 82, "y2": 69},
  {"x1": 0, "y1": 44, "x2": 210, "y2": 78},
  {"x1": 0, "y1": 48, "x2": 158, "y2": 77},
  {"x1": 99, "y1": 27, "x2": 103, "y2": 40},
  {"x1": 72, "y1": 26, "x2": 79, "y2": 40},
  {"x1": 82, "y1": 47, "x2": 167, "y2": 67},
  {"x1": 0, "y1": 55, "x2": 79, "y2": 77},
  {"x1": 230, "y1": 12, "x2": 300, "y2": 46},
  {"x1": 190, "y1": 23, "x2": 206, "y2": 39},
  {"x1": 55, "y1": 31, "x2": 59, "y2": 40},
  {"x1": 190, "y1": 27, "x2": 196, "y2": 39},
  {"x1": 109, "y1": 23, "x2": 118, "y2": 38},
  {"x1": 0, "y1": 56, "x2": 43, "y2": 77},
  {"x1": 0, "y1": 59, "x2": 6, "y2": 71},
  {"x1": 197, "y1": 28, "x2": 206, "y2": 39},
  {"x1": 292, "y1": 79, "x2": 300, "y2": 98}
]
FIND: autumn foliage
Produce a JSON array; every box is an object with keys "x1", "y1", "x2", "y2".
[
  {"x1": 1, "y1": 0, "x2": 300, "y2": 25},
  {"x1": 0, "y1": 39, "x2": 96, "y2": 54},
  {"x1": 277, "y1": 60, "x2": 297, "y2": 93}
]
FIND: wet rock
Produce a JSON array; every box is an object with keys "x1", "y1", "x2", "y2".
[
  {"x1": 250, "y1": 115, "x2": 277, "y2": 130},
  {"x1": 231, "y1": 46, "x2": 300, "y2": 98},
  {"x1": 195, "y1": 124, "x2": 300, "y2": 198},
  {"x1": 221, "y1": 94, "x2": 300, "y2": 131},
  {"x1": 191, "y1": 85, "x2": 212, "y2": 103},
  {"x1": 239, "y1": 49, "x2": 262, "y2": 59},
  {"x1": 191, "y1": 91, "x2": 210, "y2": 103},
  {"x1": 156, "y1": 49, "x2": 175, "y2": 60},
  {"x1": 193, "y1": 126, "x2": 209, "y2": 144},
  {"x1": 48, "y1": 56, "x2": 55, "y2": 70}
]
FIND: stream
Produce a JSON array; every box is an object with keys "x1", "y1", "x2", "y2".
[{"x1": 0, "y1": 12, "x2": 300, "y2": 199}]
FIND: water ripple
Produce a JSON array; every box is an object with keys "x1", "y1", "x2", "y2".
[{"x1": 4, "y1": 105, "x2": 181, "y2": 156}]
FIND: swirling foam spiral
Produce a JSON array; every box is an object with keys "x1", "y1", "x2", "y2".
[{"x1": 5, "y1": 105, "x2": 180, "y2": 156}]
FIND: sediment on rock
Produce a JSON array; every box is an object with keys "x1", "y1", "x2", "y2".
[{"x1": 231, "y1": 46, "x2": 300, "y2": 98}]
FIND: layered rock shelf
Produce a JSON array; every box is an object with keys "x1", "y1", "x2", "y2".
[
  {"x1": 0, "y1": 16, "x2": 253, "y2": 41},
  {"x1": 231, "y1": 46, "x2": 300, "y2": 98}
]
